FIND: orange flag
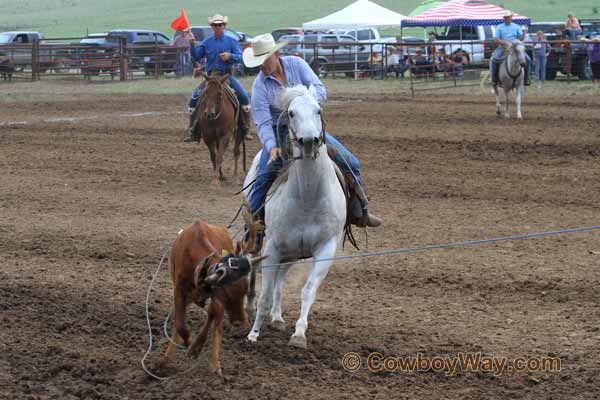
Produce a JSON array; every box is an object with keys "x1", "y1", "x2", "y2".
[{"x1": 170, "y1": 8, "x2": 190, "y2": 31}]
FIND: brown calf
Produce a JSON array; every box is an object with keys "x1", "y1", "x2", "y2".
[{"x1": 165, "y1": 218, "x2": 258, "y2": 375}]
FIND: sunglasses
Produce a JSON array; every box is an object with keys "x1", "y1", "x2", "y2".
[{"x1": 211, "y1": 23, "x2": 225, "y2": 27}]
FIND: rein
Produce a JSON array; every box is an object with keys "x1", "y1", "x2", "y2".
[
  {"x1": 503, "y1": 46, "x2": 524, "y2": 88},
  {"x1": 200, "y1": 80, "x2": 225, "y2": 120}
]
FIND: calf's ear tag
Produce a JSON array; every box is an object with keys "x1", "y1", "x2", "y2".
[{"x1": 221, "y1": 250, "x2": 230, "y2": 257}]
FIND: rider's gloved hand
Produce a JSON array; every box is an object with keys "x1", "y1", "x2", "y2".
[{"x1": 268, "y1": 147, "x2": 282, "y2": 164}]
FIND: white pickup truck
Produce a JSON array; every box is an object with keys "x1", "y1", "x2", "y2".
[
  {"x1": 0, "y1": 31, "x2": 57, "y2": 72},
  {"x1": 328, "y1": 27, "x2": 397, "y2": 52},
  {"x1": 425, "y1": 25, "x2": 497, "y2": 62}
]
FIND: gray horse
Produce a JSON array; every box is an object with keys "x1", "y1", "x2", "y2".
[
  {"x1": 243, "y1": 85, "x2": 347, "y2": 349},
  {"x1": 493, "y1": 40, "x2": 527, "y2": 119}
]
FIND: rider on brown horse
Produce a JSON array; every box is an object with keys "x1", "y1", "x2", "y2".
[{"x1": 184, "y1": 14, "x2": 251, "y2": 142}]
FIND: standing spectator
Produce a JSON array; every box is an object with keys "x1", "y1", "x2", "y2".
[
  {"x1": 565, "y1": 13, "x2": 582, "y2": 41},
  {"x1": 171, "y1": 29, "x2": 194, "y2": 76},
  {"x1": 532, "y1": 30, "x2": 551, "y2": 87},
  {"x1": 427, "y1": 31, "x2": 437, "y2": 62},
  {"x1": 585, "y1": 32, "x2": 600, "y2": 84}
]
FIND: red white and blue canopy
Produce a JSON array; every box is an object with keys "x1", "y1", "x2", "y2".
[{"x1": 401, "y1": 0, "x2": 530, "y2": 27}]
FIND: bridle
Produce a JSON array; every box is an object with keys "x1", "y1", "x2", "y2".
[
  {"x1": 503, "y1": 43, "x2": 524, "y2": 87},
  {"x1": 199, "y1": 78, "x2": 225, "y2": 120},
  {"x1": 276, "y1": 98, "x2": 326, "y2": 160}
]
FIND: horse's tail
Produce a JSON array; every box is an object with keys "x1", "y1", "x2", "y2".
[{"x1": 480, "y1": 70, "x2": 492, "y2": 93}]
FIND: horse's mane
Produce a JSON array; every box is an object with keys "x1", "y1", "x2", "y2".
[{"x1": 276, "y1": 85, "x2": 315, "y2": 110}]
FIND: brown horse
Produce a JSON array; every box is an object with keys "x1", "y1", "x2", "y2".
[{"x1": 197, "y1": 72, "x2": 243, "y2": 183}]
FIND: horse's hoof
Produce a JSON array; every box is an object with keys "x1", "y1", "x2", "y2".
[
  {"x1": 270, "y1": 319, "x2": 287, "y2": 331},
  {"x1": 288, "y1": 334, "x2": 307, "y2": 349},
  {"x1": 247, "y1": 332, "x2": 258, "y2": 343},
  {"x1": 187, "y1": 347, "x2": 199, "y2": 359},
  {"x1": 209, "y1": 365, "x2": 223, "y2": 376}
]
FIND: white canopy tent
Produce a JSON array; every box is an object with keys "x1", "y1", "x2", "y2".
[{"x1": 302, "y1": 0, "x2": 407, "y2": 29}]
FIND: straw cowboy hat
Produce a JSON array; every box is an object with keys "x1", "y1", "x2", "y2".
[
  {"x1": 208, "y1": 14, "x2": 228, "y2": 24},
  {"x1": 242, "y1": 33, "x2": 288, "y2": 68}
]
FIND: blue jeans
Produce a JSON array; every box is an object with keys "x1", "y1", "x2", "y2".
[
  {"x1": 566, "y1": 29, "x2": 581, "y2": 40},
  {"x1": 534, "y1": 55, "x2": 547, "y2": 81},
  {"x1": 248, "y1": 128, "x2": 361, "y2": 215},
  {"x1": 490, "y1": 47, "x2": 531, "y2": 82},
  {"x1": 188, "y1": 74, "x2": 249, "y2": 109}
]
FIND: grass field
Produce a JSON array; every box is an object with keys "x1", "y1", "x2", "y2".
[{"x1": 1, "y1": 0, "x2": 599, "y2": 38}]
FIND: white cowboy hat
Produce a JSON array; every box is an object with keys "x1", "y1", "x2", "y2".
[
  {"x1": 208, "y1": 14, "x2": 228, "y2": 24},
  {"x1": 242, "y1": 33, "x2": 288, "y2": 68},
  {"x1": 503, "y1": 10, "x2": 513, "y2": 17}
]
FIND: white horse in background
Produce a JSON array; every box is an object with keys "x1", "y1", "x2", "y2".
[
  {"x1": 494, "y1": 40, "x2": 527, "y2": 119},
  {"x1": 242, "y1": 85, "x2": 346, "y2": 349}
]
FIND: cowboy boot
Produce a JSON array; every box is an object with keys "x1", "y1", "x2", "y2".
[
  {"x1": 239, "y1": 105, "x2": 252, "y2": 140},
  {"x1": 354, "y1": 188, "x2": 382, "y2": 228},
  {"x1": 183, "y1": 107, "x2": 201, "y2": 143},
  {"x1": 492, "y1": 62, "x2": 500, "y2": 86},
  {"x1": 524, "y1": 66, "x2": 531, "y2": 86},
  {"x1": 243, "y1": 216, "x2": 265, "y2": 255}
]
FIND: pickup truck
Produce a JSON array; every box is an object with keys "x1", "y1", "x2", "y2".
[
  {"x1": 425, "y1": 25, "x2": 497, "y2": 63},
  {"x1": 0, "y1": 31, "x2": 56, "y2": 72},
  {"x1": 279, "y1": 33, "x2": 371, "y2": 77}
]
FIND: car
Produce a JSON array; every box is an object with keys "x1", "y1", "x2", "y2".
[
  {"x1": 236, "y1": 31, "x2": 254, "y2": 43},
  {"x1": 79, "y1": 33, "x2": 108, "y2": 45},
  {"x1": 272, "y1": 28, "x2": 305, "y2": 41},
  {"x1": 104, "y1": 29, "x2": 176, "y2": 75},
  {"x1": 280, "y1": 33, "x2": 370, "y2": 77},
  {"x1": 73, "y1": 33, "x2": 117, "y2": 76}
]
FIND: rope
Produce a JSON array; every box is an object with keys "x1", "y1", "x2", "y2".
[
  {"x1": 163, "y1": 311, "x2": 188, "y2": 351},
  {"x1": 141, "y1": 248, "x2": 170, "y2": 381},
  {"x1": 142, "y1": 247, "x2": 200, "y2": 381},
  {"x1": 256, "y1": 225, "x2": 600, "y2": 270}
]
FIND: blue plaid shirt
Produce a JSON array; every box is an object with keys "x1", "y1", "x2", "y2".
[{"x1": 190, "y1": 34, "x2": 242, "y2": 73}]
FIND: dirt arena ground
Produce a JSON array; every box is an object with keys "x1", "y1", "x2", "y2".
[{"x1": 1, "y1": 79, "x2": 599, "y2": 399}]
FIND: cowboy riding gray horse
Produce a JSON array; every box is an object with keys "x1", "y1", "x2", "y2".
[
  {"x1": 489, "y1": 10, "x2": 530, "y2": 119},
  {"x1": 240, "y1": 33, "x2": 383, "y2": 348}
]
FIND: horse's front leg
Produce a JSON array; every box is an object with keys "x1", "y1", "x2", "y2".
[
  {"x1": 270, "y1": 264, "x2": 291, "y2": 331},
  {"x1": 216, "y1": 131, "x2": 231, "y2": 181},
  {"x1": 504, "y1": 88, "x2": 510, "y2": 119},
  {"x1": 516, "y1": 86, "x2": 523, "y2": 120},
  {"x1": 289, "y1": 238, "x2": 337, "y2": 349},
  {"x1": 206, "y1": 140, "x2": 219, "y2": 184},
  {"x1": 247, "y1": 245, "x2": 279, "y2": 343},
  {"x1": 494, "y1": 86, "x2": 501, "y2": 116}
]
